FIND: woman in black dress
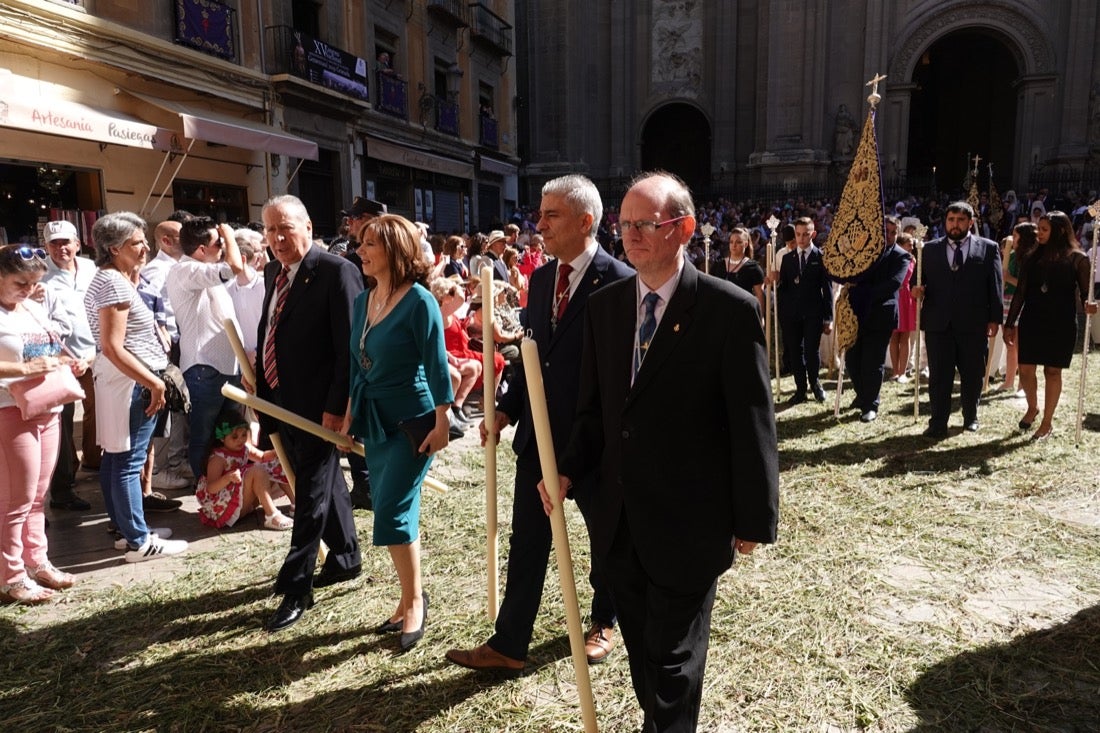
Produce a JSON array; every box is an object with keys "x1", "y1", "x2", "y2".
[
  {"x1": 1003, "y1": 211, "x2": 1097, "y2": 440},
  {"x1": 712, "y1": 226, "x2": 765, "y2": 320}
]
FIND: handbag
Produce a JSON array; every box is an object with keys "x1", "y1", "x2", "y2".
[
  {"x1": 397, "y1": 411, "x2": 437, "y2": 454},
  {"x1": 7, "y1": 305, "x2": 85, "y2": 420},
  {"x1": 9, "y1": 367, "x2": 85, "y2": 420},
  {"x1": 158, "y1": 363, "x2": 191, "y2": 414}
]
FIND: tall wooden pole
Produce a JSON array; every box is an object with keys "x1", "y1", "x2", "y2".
[{"x1": 480, "y1": 267, "x2": 499, "y2": 620}]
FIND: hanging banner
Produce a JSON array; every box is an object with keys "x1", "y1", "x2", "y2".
[{"x1": 287, "y1": 30, "x2": 369, "y2": 102}]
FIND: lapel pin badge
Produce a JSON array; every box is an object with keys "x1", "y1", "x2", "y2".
[{"x1": 673, "y1": 323, "x2": 680, "y2": 332}]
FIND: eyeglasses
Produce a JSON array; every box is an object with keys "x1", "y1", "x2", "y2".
[
  {"x1": 9, "y1": 246, "x2": 46, "y2": 261},
  {"x1": 619, "y1": 216, "x2": 689, "y2": 234}
]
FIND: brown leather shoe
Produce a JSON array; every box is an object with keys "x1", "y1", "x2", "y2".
[
  {"x1": 445, "y1": 643, "x2": 524, "y2": 673},
  {"x1": 584, "y1": 625, "x2": 615, "y2": 664}
]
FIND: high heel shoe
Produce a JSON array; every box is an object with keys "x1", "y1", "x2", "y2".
[
  {"x1": 1019, "y1": 409, "x2": 1039, "y2": 431},
  {"x1": 1031, "y1": 425, "x2": 1053, "y2": 441},
  {"x1": 399, "y1": 591, "x2": 429, "y2": 652}
]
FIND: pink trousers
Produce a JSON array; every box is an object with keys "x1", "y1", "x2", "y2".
[{"x1": 0, "y1": 407, "x2": 60, "y2": 585}]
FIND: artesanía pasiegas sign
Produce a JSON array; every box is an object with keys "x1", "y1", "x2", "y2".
[{"x1": 0, "y1": 95, "x2": 177, "y2": 152}]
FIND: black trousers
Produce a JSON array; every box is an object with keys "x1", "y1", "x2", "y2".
[
  {"x1": 273, "y1": 424, "x2": 360, "y2": 596},
  {"x1": 780, "y1": 315, "x2": 824, "y2": 393},
  {"x1": 49, "y1": 400, "x2": 79, "y2": 499},
  {"x1": 488, "y1": 458, "x2": 615, "y2": 661},
  {"x1": 607, "y1": 514, "x2": 718, "y2": 733},
  {"x1": 846, "y1": 328, "x2": 892, "y2": 411},
  {"x1": 924, "y1": 328, "x2": 988, "y2": 427}
]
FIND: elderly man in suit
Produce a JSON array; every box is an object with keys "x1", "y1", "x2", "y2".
[
  {"x1": 251, "y1": 195, "x2": 364, "y2": 632},
  {"x1": 777, "y1": 217, "x2": 834, "y2": 404},
  {"x1": 484, "y1": 230, "x2": 511, "y2": 281},
  {"x1": 844, "y1": 233, "x2": 912, "y2": 422},
  {"x1": 912, "y1": 201, "x2": 1003, "y2": 437},
  {"x1": 445, "y1": 174, "x2": 633, "y2": 673},
  {"x1": 543, "y1": 172, "x2": 779, "y2": 732}
]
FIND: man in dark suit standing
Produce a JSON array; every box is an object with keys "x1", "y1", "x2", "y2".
[
  {"x1": 252, "y1": 195, "x2": 364, "y2": 632},
  {"x1": 912, "y1": 201, "x2": 1003, "y2": 437},
  {"x1": 445, "y1": 174, "x2": 633, "y2": 673},
  {"x1": 844, "y1": 233, "x2": 912, "y2": 422},
  {"x1": 777, "y1": 216, "x2": 833, "y2": 403},
  {"x1": 544, "y1": 172, "x2": 779, "y2": 732}
]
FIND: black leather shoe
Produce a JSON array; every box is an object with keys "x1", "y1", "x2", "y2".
[
  {"x1": 811, "y1": 384, "x2": 827, "y2": 402},
  {"x1": 399, "y1": 591, "x2": 429, "y2": 652},
  {"x1": 374, "y1": 617, "x2": 403, "y2": 634},
  {"x1": 313, "y1": 563, "x2": 361, "y2": 589},
  {"x1": 787, "y1": 392, "x2": 808, "y2": 405},
  {"x1": 964, "y1": 420, "x2": 980, "y2": 432},
  {"x1": 49, "y1": 496, "x2": 91, "y2": 511},
  {"x1": 266, "y1": 593, "x2": 313, "y2": 632},
  {"x1": 922, "y1": 425, "x2": 948, "y2": 439},
  {"x1": 859, "y1": 410, "x2": 877, "y2": 423},
  {"x1": 350, "y1": 482, "x2": 373, "y2": 511}
]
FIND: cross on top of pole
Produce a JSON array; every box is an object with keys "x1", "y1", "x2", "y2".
[
  {"x1": 866, "y1": 73, "x2": 886, "y2": 107},
  {"x1": 766, "y1": 215, "x2": 780, "y2": 233},
  {"x1": 971, "y1": 153, "x2": 982, "y2": 173}
]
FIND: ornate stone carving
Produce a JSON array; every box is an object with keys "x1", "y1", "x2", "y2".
[
  {"x1": 651, "y1": 0, "x2": 703, "y2": 90},
  {"x1": 833, "y1": 104, "x2": 857, "y2": 157},
  {"x1": 892, "y1": 1, "x2": 1054, "y2": 80}
]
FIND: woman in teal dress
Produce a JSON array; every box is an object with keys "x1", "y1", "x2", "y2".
[{"x1": 345, "y1": 214, "x2": 453, "y2": 652}]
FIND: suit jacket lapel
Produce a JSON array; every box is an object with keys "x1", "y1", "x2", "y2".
[
  {"x1": 548, "y1": 249, "x2": 610, "y2": 351},
  {"x1": 626, "y1": 264, "x2": 696, "y2": 406}
]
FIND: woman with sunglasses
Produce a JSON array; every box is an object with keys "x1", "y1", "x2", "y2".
[
  {"x1": 344, "y1": 214, "x2": 453, "y2": 653},
  {"x1": 0, "y1": 244, "x2": 88, "y2": 602},
  {"x1": 85, "y1": 213, "x2": 188, "y2": 562}
]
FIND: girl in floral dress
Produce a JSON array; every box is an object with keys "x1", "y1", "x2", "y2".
[{"x1": 195, "y1": 408, "x2": 293, "y2": 530}]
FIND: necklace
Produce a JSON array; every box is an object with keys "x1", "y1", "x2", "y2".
[{"x1": 358, "y1": 287, "x2": 394, "y2": 371}]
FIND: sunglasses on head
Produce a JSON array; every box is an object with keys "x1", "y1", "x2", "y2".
[{"x1": 6, "y1": 246, "x2": 46, "y2": 261}]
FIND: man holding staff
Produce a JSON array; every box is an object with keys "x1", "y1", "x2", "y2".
[
  {"x1": 541, "y1": 172, "x2": 779, "y2": 732},
  {"x1": 446, "y1": 174, "x2": 632, "y2": 672},
  {"x1": 249, "y1": 195, "x2": 364, "y2": 632}
]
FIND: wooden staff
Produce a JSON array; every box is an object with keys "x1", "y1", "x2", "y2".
[
  {"x1": 982, "y1": 335, "x2": 997, "y2": 393},
  {"x1": 1076, "y1": 204, "x2": 1100, "y2": 443},
  {"x1": 222, "y1": 318, "x2": 297, "y2": 491},
  {"x1": 519, "y1": 339, "x2": 597, "y2": 733},
  {"x1": 913, "y1": 236, "x2": 925, "y2": 420},
  {"x1": 481, "y1": 266, "x2": 499, "y2": 620}
]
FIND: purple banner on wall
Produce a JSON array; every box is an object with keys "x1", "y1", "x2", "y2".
[
  {"x1": 288, "y1": 31, "x2": 369, "y2": 102},
  {"x1": 175, "y1": 0, "x2": 236, "y2": 60}
]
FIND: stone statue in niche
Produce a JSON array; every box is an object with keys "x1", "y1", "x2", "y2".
[{"x1": 833, "y1": 104, "x2": 856, "y2": 157}]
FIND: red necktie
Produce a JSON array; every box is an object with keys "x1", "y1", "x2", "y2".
[
  {"x1": 554, "y1": 263, "x2": 573, "y2": 327},
  {"x1": 263, "y1": 267, "x2": 290, "y2": 388}
]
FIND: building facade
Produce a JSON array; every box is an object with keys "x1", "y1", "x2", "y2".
[
  {"x1": 516, "y1": 0, "x2": 1099, "y2": 203},
  {"x1": 0, "y1": 0, "x2": 517, "y2": 245}
]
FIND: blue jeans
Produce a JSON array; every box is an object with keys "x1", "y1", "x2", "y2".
[
  {"x1": 100, "y1": 384, "x2": 157, "y2": 547},
  {"x1": 184, "y1": 365, "x2": 239, "y2": 479}
]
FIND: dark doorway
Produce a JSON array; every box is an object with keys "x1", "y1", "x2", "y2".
[
  {"x1": 296, "y1": 149, "x2": 338, "y2": 239},
  {"x1": 907, "y1": 30, "x2": 1018, "y2": 197},
  {"x1": 640, "y1": 104, "x2": 711, "y2": 195}
]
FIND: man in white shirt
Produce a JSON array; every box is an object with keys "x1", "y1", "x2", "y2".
[
  {"x1": 140, "y1": 215, "x2": 192, "y2": 492},
  {"x1": 165, "y1": 216, "x2": 244, "y2": 479},
  {"x1": 41, "y1": 220, "x2": 97, "y2": 510}
]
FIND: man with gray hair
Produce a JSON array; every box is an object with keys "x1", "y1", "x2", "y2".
[{"x1": 446, "y1": 174, "x2": 633, "y2": 673}]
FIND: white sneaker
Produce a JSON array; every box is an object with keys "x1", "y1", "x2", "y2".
[
  {"x1": 124, "y1": 536, "x2": 188, "y2": 563},
  {"x1": 151, "y1": 470, "x2": 192, "y2": 490},
  {"x1": 115, "y1": 529, "x2": 173, "y2": 551},
  {"x1": 896, "y1": 374, "x2": 911, "y2": 384}
]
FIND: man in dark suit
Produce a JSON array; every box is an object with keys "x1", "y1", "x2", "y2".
[
  {"x1": 844, "y1": 233, "x2": 912, "y2": 422},
  {"x1": 446, "y1": 175, "x2": 632, "y2": 673},
  {"x1": 777, "y1": 216, "x2": 833, "y2": 403},
  {"x1": 913, "y1": 201, "x2": 1003, "y2": 437},
  {"x1": 544, "y1": 172, "x2": 779, "y2": 732},
  {"x1": 252, "y1": 195, "x2": 364, "y2": 632}
]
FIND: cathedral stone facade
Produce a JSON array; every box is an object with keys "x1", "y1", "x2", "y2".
[{"x1": 516, "y1": 0, "x2": 1100, "y2": 202}]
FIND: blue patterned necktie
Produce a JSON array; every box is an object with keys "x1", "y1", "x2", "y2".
[
  {"x1": 952, "y1": 242, "x2": 963, "y2": 270},
  {"x1": 634, "y1": 292, "x2": 660, "y2": 378}
]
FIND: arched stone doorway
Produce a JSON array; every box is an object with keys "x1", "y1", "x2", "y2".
[
  {"x1": 907, "y1": 30, "x2": 1018, "y2": 194},
  {"x1": 640, "y1": 103, "x2": 711, "y2": 195}
]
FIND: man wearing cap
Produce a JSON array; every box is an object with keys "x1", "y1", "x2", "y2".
[
  {"x1": 41, "y1": 220, "x2": 97, "y2": 510},
  {"x1": 485, "y1": 230, "x2": 510, "y2": 281},
  {"x1": 336, "y1": 196, "x2": 387, "y2": 510}
]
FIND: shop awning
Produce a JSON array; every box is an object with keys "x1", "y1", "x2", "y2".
[
  {"x1": 0, "y1": 71, "x2": 177, "y2": 151},
  {"x1": 124, "y1": 90, "x2": 319, "y2": 160},
  {"x1": 366, "y1": 135, "x2": 474, "y2": 180},
  {"x1": 480, "y1": 155, "x2": 518, "y2": 177}
]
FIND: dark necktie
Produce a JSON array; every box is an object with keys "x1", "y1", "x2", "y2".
[
  {"x1": 800, "y1": 249, "x2": 807, "y2": 272},
  {"x1": 635, "y1": 292, "x2": 660, "y2": 378},
  {"x1": 952, "y1": 242, "x2": 963, "y2": 270},
  {"x1": 263, "y1": 266, "x2": 290, "y2": 388},
  {"x1": 553, "y1": 263, "x2": 573, "y2": 327}
]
